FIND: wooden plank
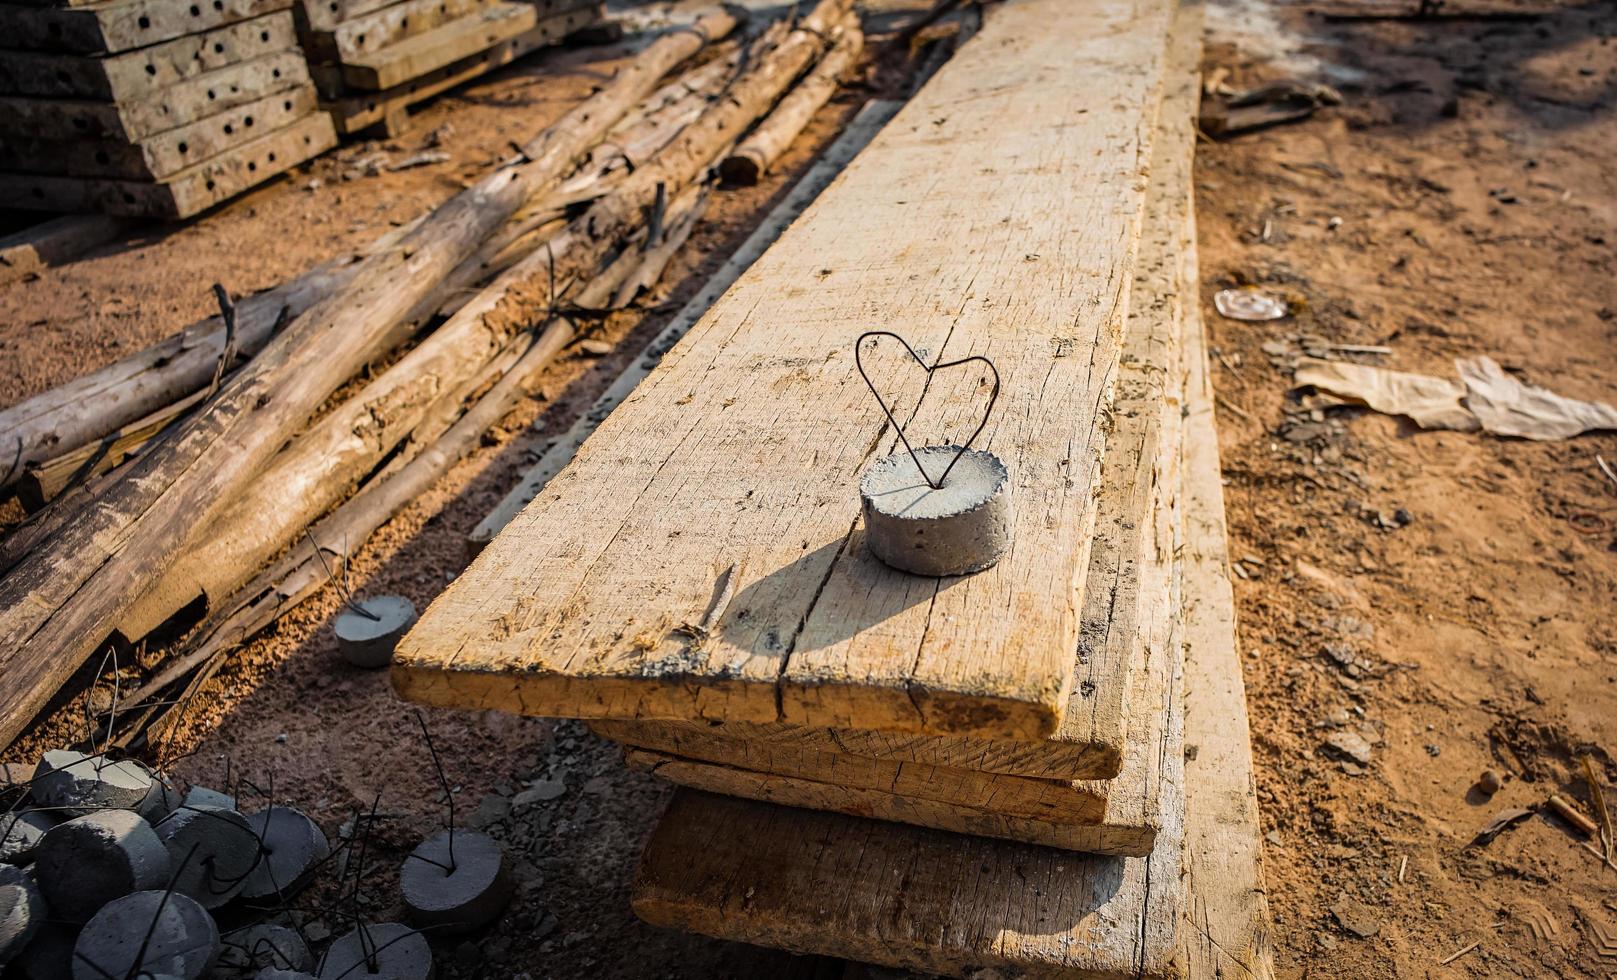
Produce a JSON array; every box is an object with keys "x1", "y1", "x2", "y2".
[
  {"x1": 340, "y1": 1, "x2": 537, "y2": 91},
  {"x1": 0, "y1": 0, "x2": 292, "y2": 54},
  {"x1": 0, "y1": 85, "x2": 319, "y2": 180},
  {"x1": 0, "y1": 214, "x2": 128, "y2": 287},
  {"x1": 296, "y1": 0, "x2": 398, "y2": 34},
  {"x1": 326, "y1": 0, "x2": 494, "y2": 60},
  {"x1": 0, "y1": 50, "x2": 310, "y2": 142},
  {"x1": 0, "y1": 112, "x2": 337, "y2": 219},
  {"x1": 467, "y1": 98, "x2": 908, "y2": 552},
  {"x1": 326, "y1": 5, "x2": 598, "y2": 133},
  {"x1": 1173, "y1": 44, "x2": 1277, "y2": 980},
  {"x1": 0, "y1": 12, "x2": 297, "y2": 100},
  {"x1": 393, "y1": 0, "x2": 1175, "y2": 741}
]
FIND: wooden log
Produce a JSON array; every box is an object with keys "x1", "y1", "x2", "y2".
[
  {"x1": 15, "y1": 389, "x2": 209, "y2": 513},
  {"x1": 0, "y1": 50, "x2": 727, "y2": 499},
  {"x1": 0, "y1": 111, "x2": 338, "y2": 219},
  {"x1": 0, "y1": 11, "x2": 297, "y2": 100},
  {"x1": 0, "y1": 0, "x2": 292, "y2": 54},
  {"x1": 467, "y1": 97, "x2": 905, "y2": 554},
  {"x1": 340, "y1": 2, "x2": 538, "y2": 91},
  {"x1": 393, "y1": 0, "x2": 1166, "y2": 740},
  {"x1": 0, "y1": 50, "x2": 311, "y2": 142},
  {"x1": 0, "y1": 214, "x2": 128, "y2": 289},
  {"x1": 0, "y1": 8, "x2": 740, "y2": 751},
  {"x1": 719, "y1": 16, "x2": 863, "y2": 186},
  {"x1": 0, "y1": 84, "x2": 320, "y2": 181},
  {"x1": 325, "y1": 4, "x2": 606, "y2": 135}
]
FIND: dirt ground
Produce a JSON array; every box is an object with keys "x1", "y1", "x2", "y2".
[{"x1": 2, "y1": 0, "x2": 1615, "y2": 978}]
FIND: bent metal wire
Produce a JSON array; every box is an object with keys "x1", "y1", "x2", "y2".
[{"x1": 854, "y1": 330, "x2": 1001, "y2": 490}]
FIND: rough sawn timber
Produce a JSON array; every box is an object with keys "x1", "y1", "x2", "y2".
[{"x1": 394, "y1": 0, "x2": 1175, "y2": 741}]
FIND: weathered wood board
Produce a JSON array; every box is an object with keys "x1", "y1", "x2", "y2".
[
  {"x1": 0, "y1": 84, "x2": 319, "y2": 180},
  {"x1": 0, "y1": 11, "x2": 296, "y2": 100},
  {"x1": 326, "y1": 5, "x2": 601, "y2": 134},
  {"x1": 0, "y1": 50, "x2": 310, "y2": 142},
  {"x1": 296, "y1": 0, "x2": 400, "y2": 34},
  {"x1": 0, "y1": 111, "x2": 336, "y2": 218},
  {"x1": 0, "y1": 214, "x2": 128, "y2": 287},
  {"x1": 393, "y1": 0, "x2": 1175, "y2": 742},
  {"x1": 316, "y1": 0, "x2": 495, "y2": 61},
  {"x1": 0, "y1": 0, "x2": 292, "y2": 54},
  {"x1": 339, "y1": 1, "x2": 536, "y2": 90}
]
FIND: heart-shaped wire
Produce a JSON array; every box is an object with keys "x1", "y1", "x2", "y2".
[{"x1": 855, "y1": 330, "x2": 1001, "y2": 490}]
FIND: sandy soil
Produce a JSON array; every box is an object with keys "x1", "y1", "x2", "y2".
[{"x1": 2, "y1": 1, "x2": 1615, "y2": 978}]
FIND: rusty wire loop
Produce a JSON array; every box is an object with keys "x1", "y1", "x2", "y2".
[{"x1": 854, "y1": 330, "x2": 1000, "y2": 490}]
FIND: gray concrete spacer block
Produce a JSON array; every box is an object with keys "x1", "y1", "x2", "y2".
[
  {"x1": 33, "y1": 810, "x2": 171, "y2": 921},
  {"x1": 317, "y1": 923, "x2": 433, "y2": 980},
  {"x1": 32, "y1": 751, "x2": 154, "y2": 816},
  {"x1": 333, "y1": 596, "x2": 417, "y2": 669},
  {"x1": 860, "y1": 446, "x2": 1013, "y2": 577},
  {"x1": 153, "y1": 806, "x2": 258, "y2": 909},
  {"x1": 1, "y1": 810, "x2": 59, "y2": 865},
  {"x1": 257, "y1": 971, "x2": 318, "y2": 980},
  {"x1": 136, "y1": 768, "x2": 181, "y2": 824},
  {"x1": 182, "y1": 786, "x2": 236, "y2": 811},
  {"x1": 0, "y1": 864, "x2": 46, "y2": 965},
  {"x1": 218, "y1": 923, "x2": 313, "y2": 976},
  {"x1": 238, "y1": 807, "x2": 329, "y2": 902},
  {"x1": 399, "y1": 830, "x2": 512, "y2": 934},
  {"x1": 71, "y1": 890, "x2": 219, "y2": 980}
]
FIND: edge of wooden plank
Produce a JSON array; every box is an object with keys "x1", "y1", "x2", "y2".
[{"x1": 339, "y1": 1, "x2": 538, "y2": 91}]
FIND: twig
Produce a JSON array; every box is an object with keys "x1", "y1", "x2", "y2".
[
  {"x1": 1596, "y1": 454, "x2": 1617, "y2": 492},
  {"x1": 207, "y1": 284, "x2": 239, "y2": 400},
  {"x1": 1216, "y1": 397, "x2": 1254, "y2": 422},
  {"x1": 1582, "y1": 755, "x2": 1614, "y2": 862},
  {"x1": 1397, "y1": 855, "x2": 1407, "y2": 883},
  {"x1": 1213, "y1": 348, "x2": 1245, "y2": 380},
  {"x1": 1438, "y1": 940, "x2": 1479, "y2": 965}
]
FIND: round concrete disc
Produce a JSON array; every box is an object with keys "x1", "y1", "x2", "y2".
[
  {"x1": 32, "y1": 751, "x2": 154, "y2": 815},
  {"x1": 153, "y1": 806, "x2": 258, "y2": 908},
  {"x1": 34, "y1": 810, "x2": 171, "y2": 921},
  {"x1": 218, "y1": 923, "x2": 313, "y2": 976},
  {"x1": 333, "y1": 597, "x2": 417, "y2": 669},
  {"x1": 399, "y1": 830, "x2": 512, "y2": 934},
  {"x1": 0, "y1": 864, "x2": 46, "y2": 965},
  {"x1": 136, "y1": 768, "x2": 181, "y2": 824},
  {"x1": 182, "y1": 786, "x2": 236, "y2": 811},
  {"x1": 257, "y1": 971, "x2": 318, "y2": 980},
  {"x1": 859, "y1": 446, "x2": 1012, "y2": 577},
  {"x1": 238, "y1": 807, "x2": 329, "y2": 902},
  {"x1": 1, "y1": 810, "x2": 58, "y2": 865},
  {"x1": 317, "y1": 923, "x2": 434, "y2": 980},
  {"x1": 71, "y1": 890, "x2": 218, "y2": 980}
]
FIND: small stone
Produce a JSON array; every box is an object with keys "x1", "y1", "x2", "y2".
[
  {"x1": 1330, "y1": 895, "x2": 1380, "y2": 938},
  {"x1": 577, "y1": 340, "x2": 613, "y2": 356},
  {"x1": 1323, "y1": 731, "x2": 1373, "y2": 767},
  {"x1": 582, "y1": 776, "x2": 613, "y2": 796},
  {"x1": 512, "y1": 781, "x2": 566, "y2": 806},
  {"x1": 469, "y1": 795, "x2": 511, "y2": 830},
  {"x1": 1478, "y1": 769, "x2": 1503, "y2": 795},
  {"x1": 1265, "y1": 830, "x2": 1284, "y2": 847}
]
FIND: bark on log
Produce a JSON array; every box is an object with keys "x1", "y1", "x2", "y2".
[
  {"x1": 719, "y1": 16, "x2": 864, "y2": 186},
  {"x1": 0, "y1": 8, "x2": 740, "y2": 751},
  {"x1": 120, "y1": 199, "x2": 705, "y2": 721}
]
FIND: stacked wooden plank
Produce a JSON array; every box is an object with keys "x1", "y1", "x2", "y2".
[
  {"x1": 0, "y1": 0, "x2": 336, "y2": 218},
  {"x1": 296, "y1": 0, "x2": 607, "y2": 137},
  {"x1": 393, "y1": 0, "x2": 1272, "y2": 975}
]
